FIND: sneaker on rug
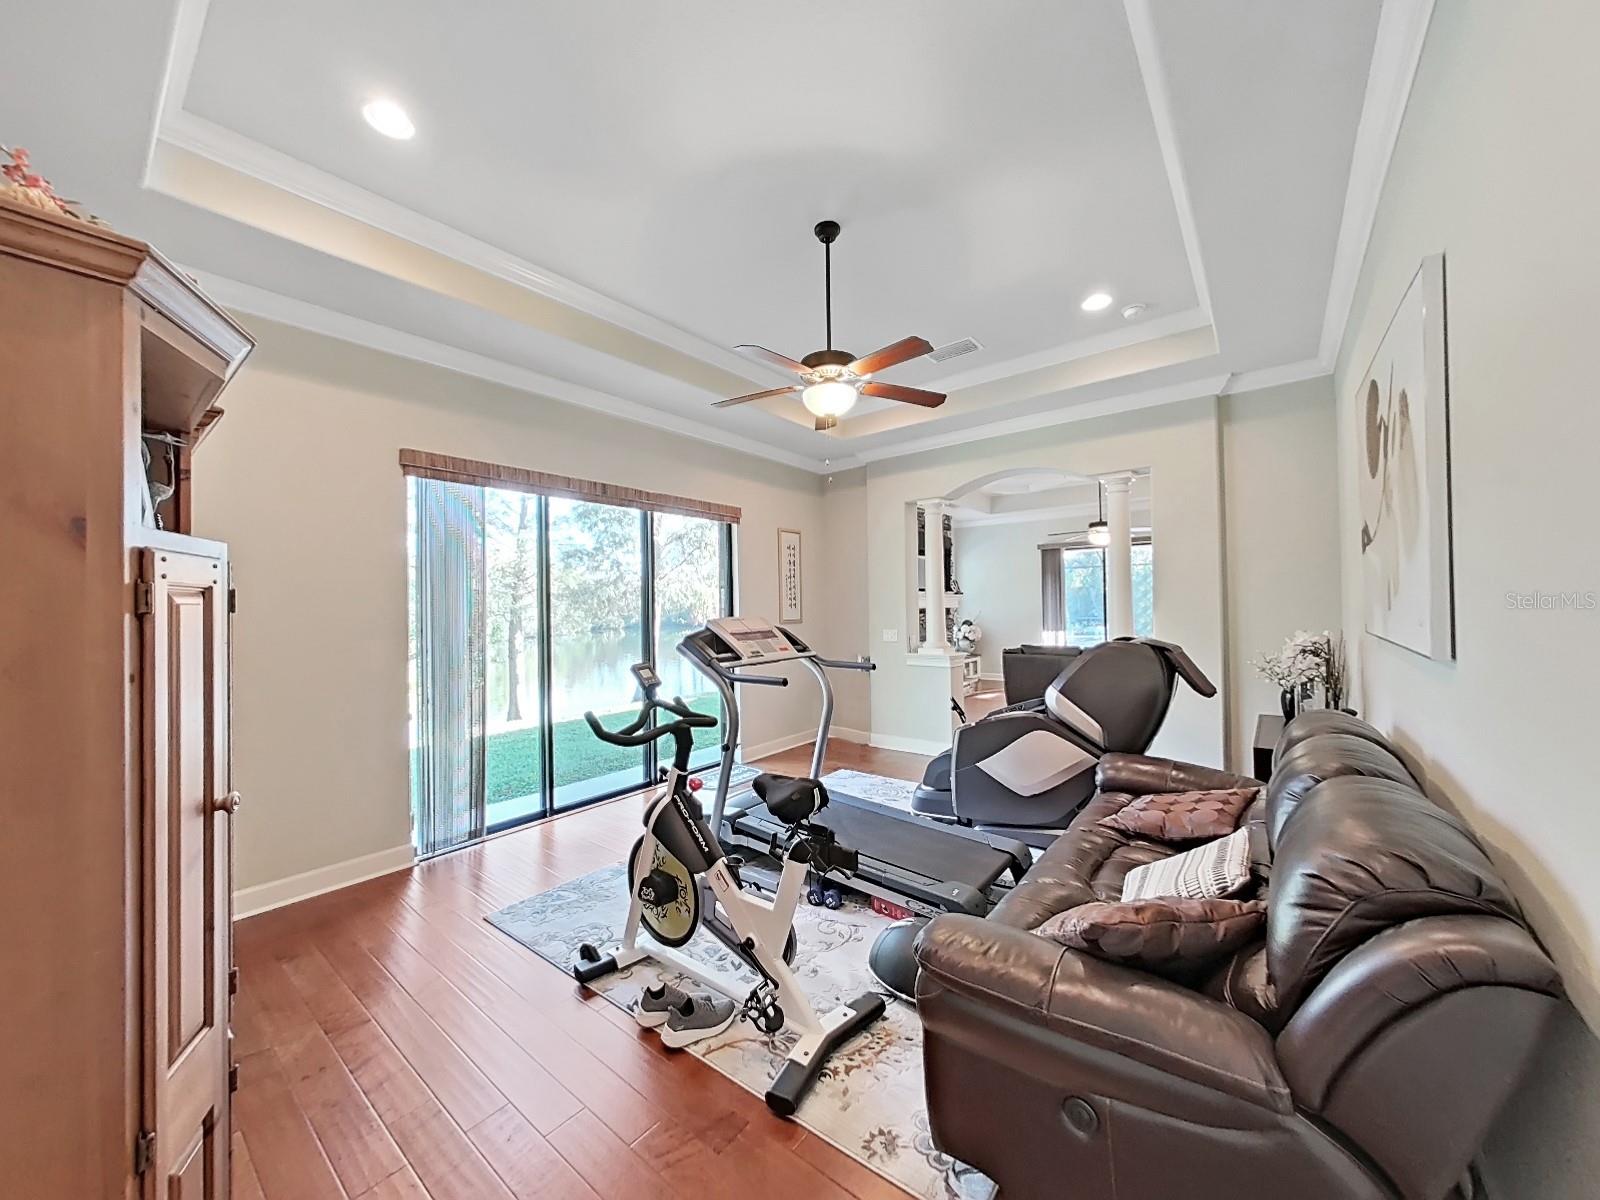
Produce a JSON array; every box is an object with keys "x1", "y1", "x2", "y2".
[
  {"x1": 635, "y1": 981, "x2": 691, "y2": 1028},
  {"x1": 660, "y1": 991, "x2": 738, "y2": 1049}
]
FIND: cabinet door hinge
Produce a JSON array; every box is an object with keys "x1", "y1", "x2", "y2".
[
  {"x1": 133, "y1": 581, "x2": 154, "y2": 617},
  {"x1": 134, "y1": 1129, "x2": 156, "y2": 1176},
  {"x1": 229, "y1": 1062, "x2": 241, "y2": 1094},
  {"x1": 229, "y1": 965, "x2": 240, "y2": 996},
  {"x1": 228, "y1": 586, "x2": 237, "y2": 614}
]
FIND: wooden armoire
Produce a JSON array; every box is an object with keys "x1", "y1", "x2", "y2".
[{"x1": 0, "y1": 196, "x2": 254, "y2": 1197}]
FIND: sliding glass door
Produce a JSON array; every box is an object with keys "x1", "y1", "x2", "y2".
[
  {"x1": 483, "y1": 489, "x2": 545, "y2": 830},
  {"x1": 548, "y1": 497, "x2": 648, "y2": 811},
  {"x1": 409, "y1": 477, "x2": 734, "y2": 852},
  {"x1": 1056, "y1": 542, "x2": 1156, "y2": 646},
  {"x1": 652, "y1": 512, "x2": 734, "y2": 771}
]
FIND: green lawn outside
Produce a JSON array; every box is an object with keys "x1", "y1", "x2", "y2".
[{"x1": 484, "y1": 694, "x2": 722, "y2": 804}]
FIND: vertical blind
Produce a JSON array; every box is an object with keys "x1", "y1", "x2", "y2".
[
  {"x1": 405, "y1": 451, "x2": 739, "y2": 856},
  {"x1": 412, "y1": 478, "x2": 488, "y2": 857},
  {"x1": 1040, "y1": 545, "x2": 1066, "y2": 644}
]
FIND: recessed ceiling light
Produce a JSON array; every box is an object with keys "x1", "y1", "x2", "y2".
[
  {"x1": 362, "y1": 99, "x2": 415, "y2": 140},
  {"x1": 1081, "y1": 291, "x2": 1114, "y2": 313},
  {"x1": 1121, "y1": 302, "x2": 1148, "y2": 320}
]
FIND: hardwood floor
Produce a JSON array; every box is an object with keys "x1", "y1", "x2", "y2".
[
  {"x1": 232, "y1": 740, "x2": 930, "y2": 1200},
  {"x1": 960, "y1": 687, "x2": 1007, "y2": 723}
]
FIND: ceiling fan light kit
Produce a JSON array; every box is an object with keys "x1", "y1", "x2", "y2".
[
  {"x1": 716, "y1": 220, "x2": 947, "y2": 430},
  {"x1": 1088, "y1": 480, "x2": 1111, "y2": 546}
]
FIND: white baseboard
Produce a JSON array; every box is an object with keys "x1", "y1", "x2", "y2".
[
  {"x1": 740, "y1": 730, "x2": 816, "y2": 762},
  {"x1": 979, "y1": 672, "x2": 1004, "y2": 683},
  {"x1": 742, "y1": 725, "x2": 873, "y2": 762},
  {"x1": 233, "y1": 843, "x2": 415, "y2": 920},
  {"x1": 869, "y1": 732, "x2": 949, "y2": 756}
]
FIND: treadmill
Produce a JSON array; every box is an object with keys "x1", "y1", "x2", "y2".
[{"x1": 679, "y1": 618, "x2": 1031, "y2": 918}]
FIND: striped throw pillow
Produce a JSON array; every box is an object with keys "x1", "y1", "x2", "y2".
[{"x1": 1120, "y1": 827, "x2": 1254, "y2": 902}]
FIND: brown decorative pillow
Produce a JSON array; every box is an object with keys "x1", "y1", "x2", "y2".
[
  {"x1": 1034, "y1": 898, "x2": 1268, "y2": 978},
  {"x1": 1099, "y1": 787, "x2": 1261, "y2": 842}
]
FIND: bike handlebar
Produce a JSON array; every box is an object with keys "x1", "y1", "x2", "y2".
[{"x1": 583, "y1": 696, "x2": 718, "y2": 747}]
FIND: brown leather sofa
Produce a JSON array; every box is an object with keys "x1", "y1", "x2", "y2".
[{"x1": 914, "y1": 711, "x2": 1561, "y2": 1200}]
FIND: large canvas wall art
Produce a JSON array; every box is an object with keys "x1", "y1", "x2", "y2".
[{"x1": 1357, "y1": 253, "x2": 1454, "y2": 661}]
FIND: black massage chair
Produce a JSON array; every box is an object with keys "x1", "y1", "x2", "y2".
[{"x1": 912, "y1": 638, "x2": 1217, "y2": 848}]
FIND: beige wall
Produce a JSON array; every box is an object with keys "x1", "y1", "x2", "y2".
[
  {"x1": 198, "y1": 319, "x2": 1349, "y2": 906},
  {"x1": 1219, "y1": 377, "x2": 1343, "y2": 770},
  {"x1": 1331, "y1": 3, "x2": 1600, "y2": 1191},
  {"x1": 194, "y1": 321, "x2": 837, "y2": 898},
  {"x1": 863, "y1": 398, "x2": 1229, "y2": 766},
  {"x1": 854, "y1": 387, "x2": 1342, "y2": 771},
  {"x1": 954, "y1": 515, "x2": 1076, "y2": 678},
  {"x1": 820, "y1": 468, "x2": 873, "y2": 735}
]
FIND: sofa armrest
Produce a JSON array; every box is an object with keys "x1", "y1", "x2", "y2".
[
  {"x1": 915, "y1": 914, "x2": 1291, "y2": 1113},
  {"x1": 1097, "y1": 752, "x2": 1258, "y2": 796}
]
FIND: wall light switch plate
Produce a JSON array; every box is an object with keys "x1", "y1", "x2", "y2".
[{"x1": 882, "y1": 628, "x2": 899, "y2": 643}]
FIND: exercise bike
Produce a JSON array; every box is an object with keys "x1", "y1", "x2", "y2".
[{"x1": 571, "y1": 662, "x2": 885, "y2": 1117}]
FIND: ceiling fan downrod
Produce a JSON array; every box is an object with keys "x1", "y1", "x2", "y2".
[{"x1": 816, "y1": 219, "x2": 840, "y2": 352}]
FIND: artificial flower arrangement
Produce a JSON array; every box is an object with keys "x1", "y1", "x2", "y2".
[
  {"x1": 1, "y1": 146, "x2": 97, "y2": 222},
  {"x1": 1253, "y1": 630, "x2": 1348, "y2": 718}
]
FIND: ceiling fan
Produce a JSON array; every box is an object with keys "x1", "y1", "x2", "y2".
[{"x1": 715, "y1": 220, "x2": 946, "y2": 431}]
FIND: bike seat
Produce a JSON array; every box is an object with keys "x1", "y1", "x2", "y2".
[{"x1": 752, "y1": 773, "x2": 829, "y2": 826}]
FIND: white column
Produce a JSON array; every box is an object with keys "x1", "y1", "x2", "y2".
[
  {"x1": 1103, "y1": 475, "x2": 1135, "y2": 639},
  {"x1": 920, "y1": 499, "x2": 951, "y2": 653}
]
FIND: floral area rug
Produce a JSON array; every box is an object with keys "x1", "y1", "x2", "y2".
[{"x1": 486, "y1": 770, "x2": 990, "y2": 1200}]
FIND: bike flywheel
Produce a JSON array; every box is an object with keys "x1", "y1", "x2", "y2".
[{"x1": 627, "y1": 834, "x2": 699, "y2": 948}]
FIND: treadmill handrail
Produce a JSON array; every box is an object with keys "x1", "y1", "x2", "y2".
[
  {"x1": 727, "y1": 670, "x2": 789, "y2": 687},
  {"x1": 680, "y1": 625, "x2": 876, "y2": 836}
]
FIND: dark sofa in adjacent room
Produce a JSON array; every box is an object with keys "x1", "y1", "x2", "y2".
[
  {"x1": 913, "y1": 710, "x2": 1561, "y2": 1200},
  {"x1": 1000, "y1": 643, "x2": 1082, "y2": 705}
]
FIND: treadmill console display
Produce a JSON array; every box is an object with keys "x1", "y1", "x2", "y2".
[{"x1": 706, "y1": 616, "x2": 807, "y2": 663}]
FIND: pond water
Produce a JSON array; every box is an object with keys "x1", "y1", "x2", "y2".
[{"x1": 486, "y1": 624, "x2": 714, "y2": 730}]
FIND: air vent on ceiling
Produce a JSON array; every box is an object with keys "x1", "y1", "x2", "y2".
[{"x1": 927, "y1": 337, "x2": 982, "y2": 364}]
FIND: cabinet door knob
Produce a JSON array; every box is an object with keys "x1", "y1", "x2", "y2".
[{"x1": 214, "y1": 791, "x2": 242, "y2": 815}]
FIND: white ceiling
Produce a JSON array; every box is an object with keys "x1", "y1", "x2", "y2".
[
  {"x1": 182, "y1": 0, "x2": 1197, "y2": 386},
  {"x1": 3, "y1": 0, "x2": 1421, "y2": 472}
]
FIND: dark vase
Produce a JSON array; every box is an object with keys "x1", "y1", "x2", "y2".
[{"x1": 1280, "y1": 688, "x2": 1299, "y2": 721}]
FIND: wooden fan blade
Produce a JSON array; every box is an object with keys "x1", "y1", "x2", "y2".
[
  {"x1": 849, "y1": 336, "x2": 934, "y2": 376},
  {"x1": 713, "y1": 386, "x2": 799, "y2": 408},
  {"x1": 734, "y1": 344, "x2": 809, "y2": 375},
  {"x1": 861, "y1": 380, "x2": 946, "y2": 408}
]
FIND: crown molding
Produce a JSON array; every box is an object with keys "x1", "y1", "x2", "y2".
[
  {"x1": 187, "y1": 270, "x2": 1261, "y2": 478},
  {"x1": 1317, "y1": 0, "x2": 1437, "y2": 372},
  {"x1": 951, "y1": 498, "x2": 1153, "y2": 529},
  {"x1": 923, "y1": 306, "x2": 1211, "y2": 393},
  {"x1": 1217, "y1": 355, "x2": 1331, "y2": 397},
  {"x1": 157, "y1": 104, "x2": 1227, "y2": 437},
  {"x1": 147, "y1": 0, "x2": 1235, "y2": 439},
  {"x1": 1123, "y1": 0, "x2": 1215, "y2": 322},
  {"x1": 195, "y1": 272, "x2": 847, "y2": 474},
  {"x1": 153, "y1": 111, "x2": 792, "y2": 391},
  {"x1": 144, "y1": 0, "x2": 211, "y2": 182},
  {"x1": 852, "y1": 373, "x2": 1231, "y2": 465},
  {"x1": 142, "y1": 0, "x2": 1377, "y2": 477}
]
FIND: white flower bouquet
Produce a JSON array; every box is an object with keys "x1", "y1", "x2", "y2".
[{"x1": 1253, "y1": 630, "x2": 1348, "y2": 716}]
